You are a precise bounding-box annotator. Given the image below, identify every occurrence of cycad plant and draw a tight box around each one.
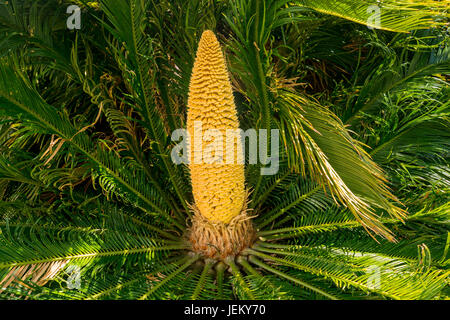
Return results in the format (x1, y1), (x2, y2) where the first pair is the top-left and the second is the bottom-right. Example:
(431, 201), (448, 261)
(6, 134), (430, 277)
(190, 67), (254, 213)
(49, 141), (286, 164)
(0, 0), (448, 300)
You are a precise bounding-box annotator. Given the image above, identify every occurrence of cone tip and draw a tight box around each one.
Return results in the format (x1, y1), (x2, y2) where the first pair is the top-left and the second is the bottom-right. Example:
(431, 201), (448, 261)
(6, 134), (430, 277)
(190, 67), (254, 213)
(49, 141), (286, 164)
(200, 30), (218, 43)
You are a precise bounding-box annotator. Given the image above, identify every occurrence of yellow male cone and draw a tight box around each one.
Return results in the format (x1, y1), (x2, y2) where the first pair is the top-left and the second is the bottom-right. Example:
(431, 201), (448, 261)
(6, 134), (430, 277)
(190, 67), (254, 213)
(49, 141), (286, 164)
(187, 30), (245, 224)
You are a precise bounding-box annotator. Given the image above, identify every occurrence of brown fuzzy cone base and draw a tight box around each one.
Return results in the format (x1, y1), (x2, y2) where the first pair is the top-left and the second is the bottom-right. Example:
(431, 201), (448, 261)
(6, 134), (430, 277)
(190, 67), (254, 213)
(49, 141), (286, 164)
(188, 204), (256, 260)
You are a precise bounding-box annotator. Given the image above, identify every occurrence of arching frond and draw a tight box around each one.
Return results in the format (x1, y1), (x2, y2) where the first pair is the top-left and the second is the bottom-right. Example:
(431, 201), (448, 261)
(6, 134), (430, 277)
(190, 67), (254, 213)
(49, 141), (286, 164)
(293, 0), (447, 33)
(247, 244), (450, 300)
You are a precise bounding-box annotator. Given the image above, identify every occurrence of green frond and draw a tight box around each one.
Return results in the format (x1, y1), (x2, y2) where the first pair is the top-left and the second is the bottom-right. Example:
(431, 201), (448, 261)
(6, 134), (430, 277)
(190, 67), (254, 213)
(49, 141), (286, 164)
(0, 60), (183, 229)
(0, 205), (188, 296)
(259, 202), (450, 241)
(248, 255), (339, 300)
(275, 90), (405, 240)
(248, 243), (449, 300)
(294, 0), (447, 33)
(98, 0), (190, 211)
(139, 255), (199, 300)
(228, 258), (257, 300)
(256, 180), (331, 229)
